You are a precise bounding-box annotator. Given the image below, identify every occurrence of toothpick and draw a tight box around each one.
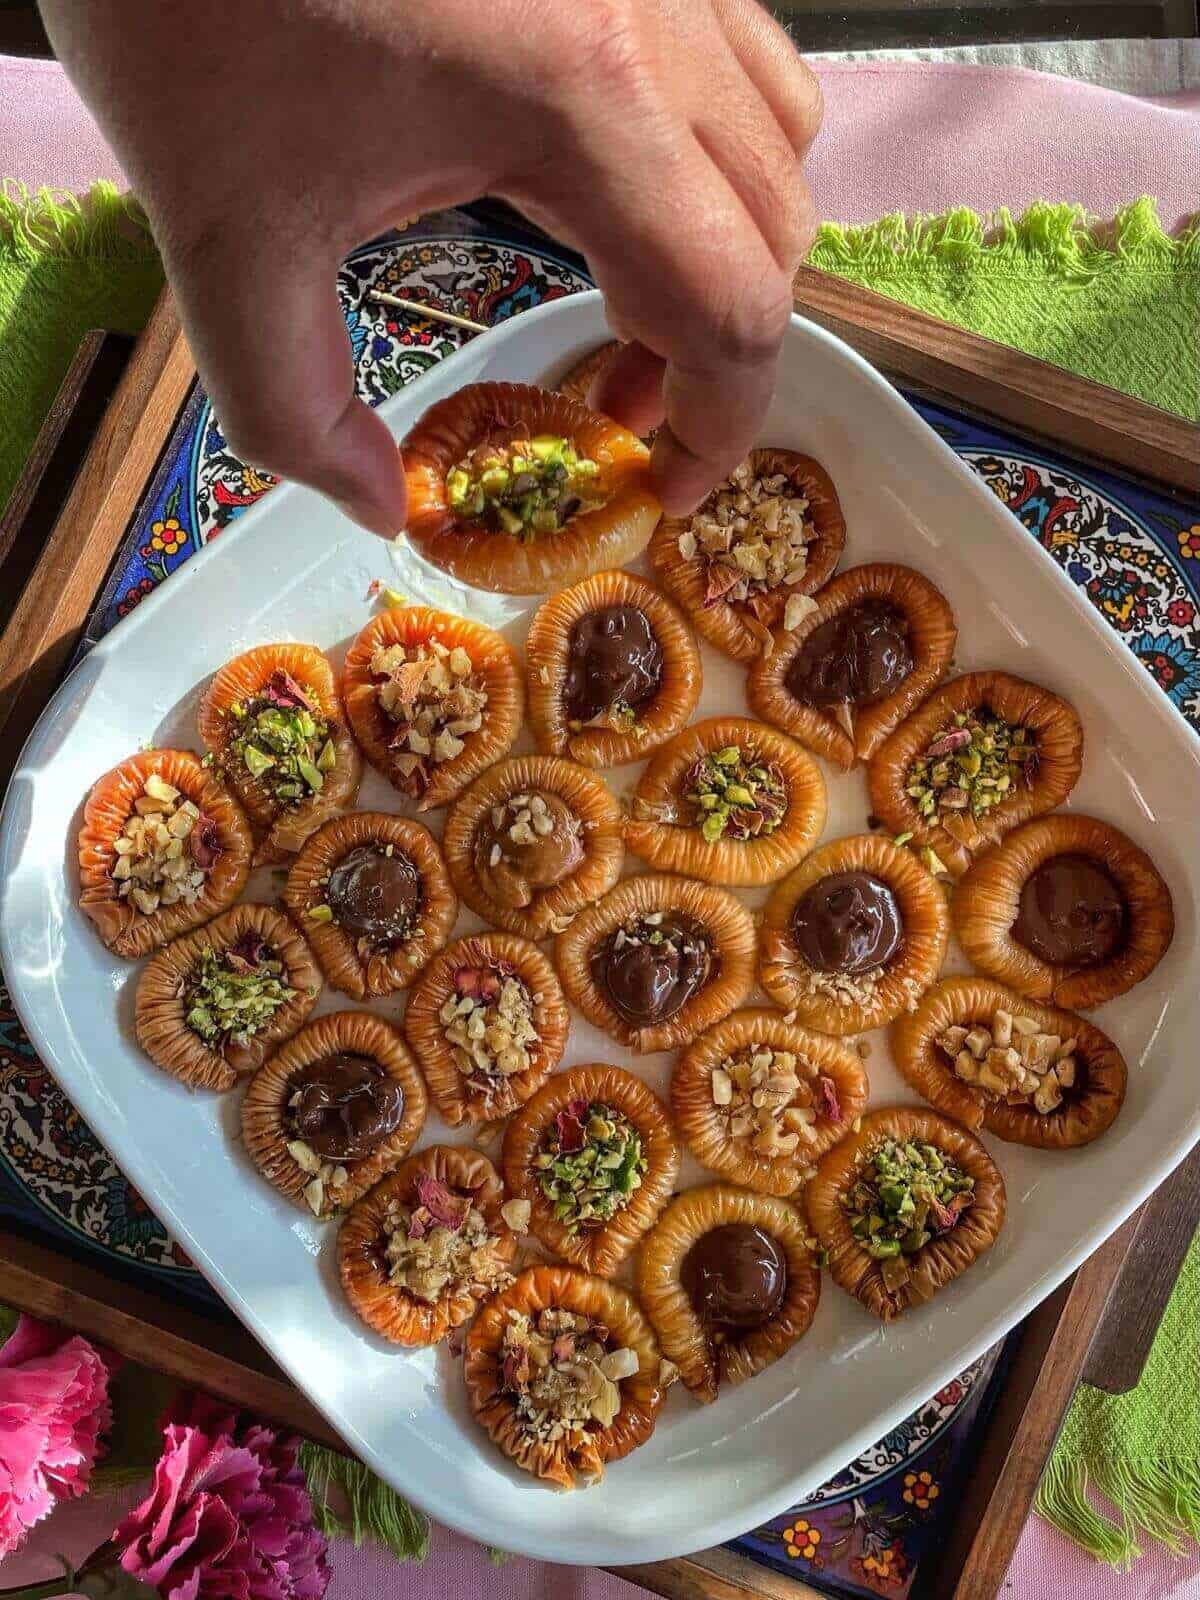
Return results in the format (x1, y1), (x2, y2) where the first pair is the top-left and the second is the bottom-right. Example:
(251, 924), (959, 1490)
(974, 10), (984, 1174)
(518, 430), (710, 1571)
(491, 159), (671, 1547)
(366, 289), (488, 334)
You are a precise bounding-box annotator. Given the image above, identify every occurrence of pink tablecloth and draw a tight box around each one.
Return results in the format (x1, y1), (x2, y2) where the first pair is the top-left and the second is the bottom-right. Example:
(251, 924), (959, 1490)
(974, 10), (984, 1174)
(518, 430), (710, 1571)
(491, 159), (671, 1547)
(2, 47), (1198, 1600)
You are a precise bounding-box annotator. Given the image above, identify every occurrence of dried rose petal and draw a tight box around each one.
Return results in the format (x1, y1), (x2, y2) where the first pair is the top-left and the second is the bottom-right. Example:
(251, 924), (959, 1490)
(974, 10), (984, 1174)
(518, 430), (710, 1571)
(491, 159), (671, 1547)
(928, 1191), (972, 1234)
(455, 966), (483, 998)
(405, 1205), (431, 1241)
(814, 1074), (843, 1124)
(551, 1334), (576, 1363)
(264, 668), (315, 712)
(415, 1174), (469, 1231)
(555, 1110), (585, 1153)
(225, 931), (269, 973)
(925, 728), (972, 758)
(189, 814), (221, 869)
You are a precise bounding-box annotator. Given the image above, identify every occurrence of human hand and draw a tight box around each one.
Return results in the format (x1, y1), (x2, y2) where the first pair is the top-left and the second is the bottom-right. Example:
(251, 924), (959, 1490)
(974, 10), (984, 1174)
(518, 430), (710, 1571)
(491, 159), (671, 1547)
(43, 0), (821, 534)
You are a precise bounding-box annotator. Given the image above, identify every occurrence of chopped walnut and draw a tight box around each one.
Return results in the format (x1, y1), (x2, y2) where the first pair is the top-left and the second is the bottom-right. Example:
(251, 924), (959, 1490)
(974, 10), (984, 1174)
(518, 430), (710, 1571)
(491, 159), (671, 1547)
(382, 1182), (512, 1303)
(111, 773), (214, 915)
(792, 961), (920, 1014)
(937, 1007), (1077, 1113)
(711, 1043), (843, 1158)
(499, 1307), (637, 1444)
(438, 966), (539, 1111)
(371, 638), (487, 796)
(679, 458), (815, 612)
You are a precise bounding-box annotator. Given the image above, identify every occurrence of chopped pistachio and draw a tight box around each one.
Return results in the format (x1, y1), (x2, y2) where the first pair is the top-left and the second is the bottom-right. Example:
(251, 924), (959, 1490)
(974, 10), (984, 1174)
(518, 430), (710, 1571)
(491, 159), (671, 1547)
(226, 694), (332, 808)
(534, 1100), (647, 1236)
(905, 709), (1038, 822)
(843, 1137), (974, 1270)
(446, 433), (607, 541)
(185, 944), (294, 1048)
(686, 745), (786, 843)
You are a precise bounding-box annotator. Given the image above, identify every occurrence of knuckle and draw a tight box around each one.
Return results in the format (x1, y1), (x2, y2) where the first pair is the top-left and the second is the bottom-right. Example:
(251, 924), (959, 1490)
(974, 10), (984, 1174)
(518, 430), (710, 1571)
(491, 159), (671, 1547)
(562, 0), (646, 94)
(706, 276), (792, 367)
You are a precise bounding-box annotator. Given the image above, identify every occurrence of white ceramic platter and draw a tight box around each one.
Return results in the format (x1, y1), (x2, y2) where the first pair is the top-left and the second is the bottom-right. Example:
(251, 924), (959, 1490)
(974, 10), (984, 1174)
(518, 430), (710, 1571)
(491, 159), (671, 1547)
(2, 293), (1197, 1565)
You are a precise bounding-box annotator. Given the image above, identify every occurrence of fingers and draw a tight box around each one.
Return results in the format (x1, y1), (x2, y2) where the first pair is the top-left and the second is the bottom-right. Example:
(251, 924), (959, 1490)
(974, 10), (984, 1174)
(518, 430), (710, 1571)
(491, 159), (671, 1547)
(711, 0), (823, 159)
(588, 341), (668, 437)
(163, 226), (406, 538)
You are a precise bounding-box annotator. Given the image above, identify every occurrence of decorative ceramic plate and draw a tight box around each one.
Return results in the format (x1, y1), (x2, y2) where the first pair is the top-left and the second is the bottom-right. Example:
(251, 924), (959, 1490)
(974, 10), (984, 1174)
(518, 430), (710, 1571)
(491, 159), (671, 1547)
(1, 293), (1197, 1564)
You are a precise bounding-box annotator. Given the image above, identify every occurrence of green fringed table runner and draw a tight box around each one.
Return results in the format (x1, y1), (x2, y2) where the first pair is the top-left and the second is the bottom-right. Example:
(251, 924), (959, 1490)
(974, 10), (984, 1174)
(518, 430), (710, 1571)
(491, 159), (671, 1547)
(2, 186), (1198, 1568)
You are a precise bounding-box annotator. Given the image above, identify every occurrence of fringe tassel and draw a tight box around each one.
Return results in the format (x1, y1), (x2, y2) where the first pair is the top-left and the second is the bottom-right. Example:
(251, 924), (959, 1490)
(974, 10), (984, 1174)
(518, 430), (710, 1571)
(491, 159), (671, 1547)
(1035, 1452), (1200, 1567)
(0, 180), (155, 263)
(299, 1442), (430, 1563)
(811, 198), (1200, 288)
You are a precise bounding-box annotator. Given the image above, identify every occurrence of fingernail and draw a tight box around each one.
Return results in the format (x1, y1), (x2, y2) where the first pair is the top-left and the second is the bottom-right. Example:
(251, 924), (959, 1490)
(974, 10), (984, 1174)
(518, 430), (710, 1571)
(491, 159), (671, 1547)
(333, 494), (403, 539)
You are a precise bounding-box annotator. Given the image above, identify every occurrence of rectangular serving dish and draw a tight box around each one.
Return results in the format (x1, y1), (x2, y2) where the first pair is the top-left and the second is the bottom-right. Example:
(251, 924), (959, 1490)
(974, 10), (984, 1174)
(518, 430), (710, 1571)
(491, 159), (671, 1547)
(1, 290), (1197, 1567)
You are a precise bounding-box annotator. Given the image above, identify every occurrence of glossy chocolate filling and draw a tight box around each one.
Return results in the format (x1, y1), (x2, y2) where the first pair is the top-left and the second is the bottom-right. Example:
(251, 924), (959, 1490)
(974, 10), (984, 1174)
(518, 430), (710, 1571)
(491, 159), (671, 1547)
(593, 913), (711, 1027)
(791, 871), (903, 975)
(682, 1223), (787, 1333)
(327, 845), (420, 945)
(785, 600), (912, 708)
(289, 1053), (403, 1161)
(1012, 852), (1127, 967)
(564, 605), (663, 725)
(474, 793), (584, 909)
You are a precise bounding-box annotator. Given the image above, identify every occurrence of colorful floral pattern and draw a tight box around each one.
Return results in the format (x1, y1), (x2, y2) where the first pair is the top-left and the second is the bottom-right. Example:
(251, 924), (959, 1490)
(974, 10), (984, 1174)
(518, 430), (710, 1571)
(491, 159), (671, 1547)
(3, 215), (1198, 1599)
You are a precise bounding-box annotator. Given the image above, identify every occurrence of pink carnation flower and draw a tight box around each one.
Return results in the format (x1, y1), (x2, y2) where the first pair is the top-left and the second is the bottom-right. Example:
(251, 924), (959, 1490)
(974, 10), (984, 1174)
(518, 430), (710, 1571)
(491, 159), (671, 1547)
(113, 1393), (330, 1600)
(0, 1314), (114, 1559)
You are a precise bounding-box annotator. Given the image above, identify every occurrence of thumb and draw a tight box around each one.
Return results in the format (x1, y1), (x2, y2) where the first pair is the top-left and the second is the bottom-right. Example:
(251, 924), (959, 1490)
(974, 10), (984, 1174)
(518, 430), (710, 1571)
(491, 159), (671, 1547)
(165, 228), (406, 537)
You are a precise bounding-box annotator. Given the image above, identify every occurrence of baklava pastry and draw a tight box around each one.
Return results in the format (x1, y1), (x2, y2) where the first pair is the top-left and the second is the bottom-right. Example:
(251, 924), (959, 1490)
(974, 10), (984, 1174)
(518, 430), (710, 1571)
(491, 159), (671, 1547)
(556, 342), (620, 407)
(464, 1265), (666, 1489)
(282, 812), (456, 999)
(648, 449), (845, 662)
(623, 716), (826, 886)
(338, 1145), (518, 1347)
(442, 754), (623, 940)
(760, 835), (949, 1035)
(242, 1010), (427, 1218)
(403, 931), (569, 1125)
(672, 1009), (869, 1195)
(891, 977), (1126, 1148)
(952, 815), (1173, 1008)
(525, 569), (702, 767)
(635, 1185), (820, 1403)
(867, 671), (1084, 877)
(747, 564), (957, 770)
(556, 874), (757, 1054)
(401, 382), (660, 594)
(806, 1107), (1006, 1322)
(135, 904), (319, 1091)
(78, 749), (252, 959)
(341, 606), (522, 808)
(198, 643), (361, 862)
(502, 1063), (680, 1276)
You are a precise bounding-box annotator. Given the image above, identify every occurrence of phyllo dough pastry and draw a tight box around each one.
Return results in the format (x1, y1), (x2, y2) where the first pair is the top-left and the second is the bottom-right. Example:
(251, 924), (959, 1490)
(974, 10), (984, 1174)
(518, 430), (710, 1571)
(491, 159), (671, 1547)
(636, 1184), (820, 1402)
(464, 1265), (668, 1488)
(525, 569), (701, 767)
(339, 1145), (518, 1347)
(78, 748), (252, 958)
(747, 563), (956, 770)
(502, 1063), (679, 1276)
(892, 976), (1126, 1147)
(282, 811), (456, 998)
(401, 382), (660, 593)
(952, 815), (1173, 1008)
(242, 1010), (426, 1217)
(198, 643), (360, 862)
(649, 449), (845, 661)
(806, 1107), (1005, 1322)
(403, 931), (569, 1126)
(623, 715), (826, 886)
(341, 605), (522, 808)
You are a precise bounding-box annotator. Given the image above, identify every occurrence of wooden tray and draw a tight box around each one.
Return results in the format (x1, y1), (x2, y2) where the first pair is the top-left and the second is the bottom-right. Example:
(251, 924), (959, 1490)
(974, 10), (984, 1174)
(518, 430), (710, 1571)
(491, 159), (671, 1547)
(1, 270), (1197, 1600)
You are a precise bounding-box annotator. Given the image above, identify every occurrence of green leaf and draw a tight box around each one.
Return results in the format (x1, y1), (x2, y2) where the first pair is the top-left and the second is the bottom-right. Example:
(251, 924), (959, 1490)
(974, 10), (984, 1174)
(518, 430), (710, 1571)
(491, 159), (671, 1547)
(164, 481), (182, 520)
